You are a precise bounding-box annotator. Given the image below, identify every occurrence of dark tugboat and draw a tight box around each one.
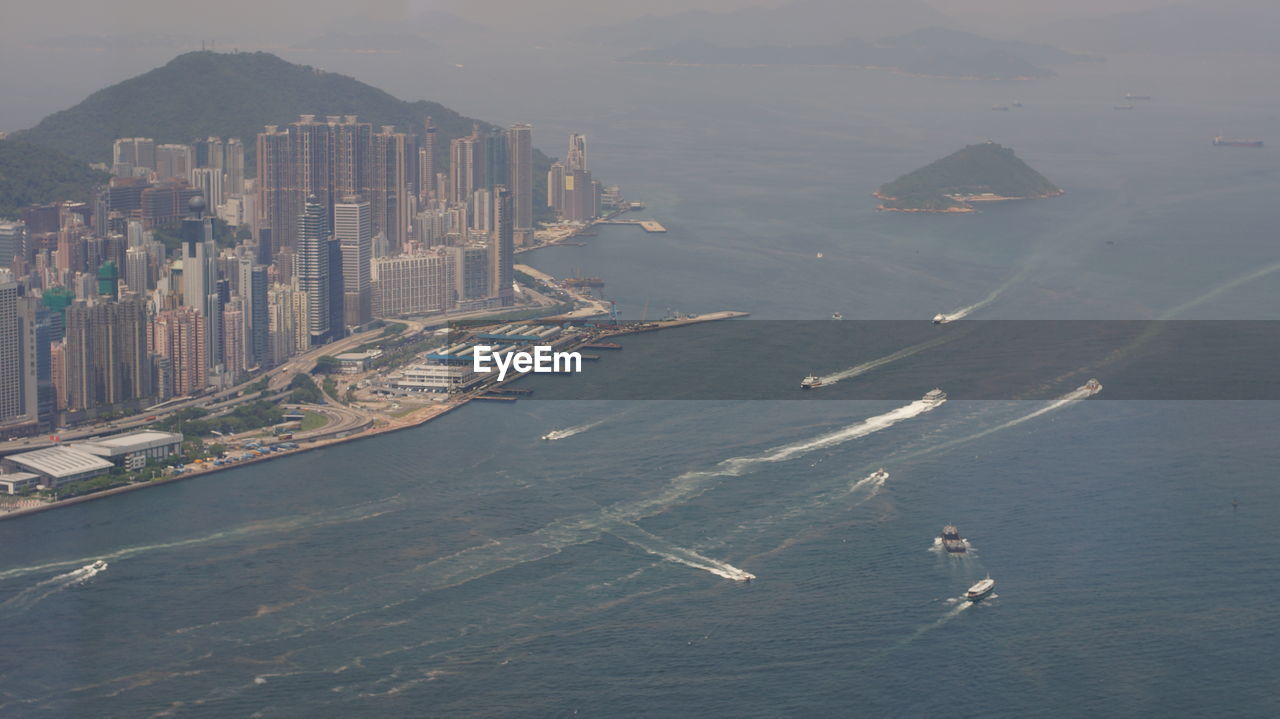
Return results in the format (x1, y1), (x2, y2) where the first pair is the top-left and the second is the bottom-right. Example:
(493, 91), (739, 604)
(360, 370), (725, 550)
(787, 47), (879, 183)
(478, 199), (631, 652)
(941, 525), (967, 554)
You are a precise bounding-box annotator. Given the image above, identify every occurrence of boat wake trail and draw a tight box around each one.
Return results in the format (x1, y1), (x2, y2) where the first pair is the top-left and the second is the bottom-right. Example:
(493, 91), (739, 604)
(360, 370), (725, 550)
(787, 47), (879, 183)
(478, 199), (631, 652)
(0, 561), (107, 612)
(935, 272), (1022, 323)
(542, 420), (605, 441)
(603, 521), (754, 582)
(817, 335), (952, 386)
(892, 382), (1099, 465)
(0, 496), (403, 583)
(1161, 259), (1280, 320)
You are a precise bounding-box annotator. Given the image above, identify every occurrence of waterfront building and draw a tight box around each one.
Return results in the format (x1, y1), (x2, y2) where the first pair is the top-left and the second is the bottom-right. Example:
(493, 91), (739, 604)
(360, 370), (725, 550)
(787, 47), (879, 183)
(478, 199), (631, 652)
(567, 133), (587, 172)
(547, 162), (565, 214)
(74, 430), (183, 471)
(1, 446), (112, 490)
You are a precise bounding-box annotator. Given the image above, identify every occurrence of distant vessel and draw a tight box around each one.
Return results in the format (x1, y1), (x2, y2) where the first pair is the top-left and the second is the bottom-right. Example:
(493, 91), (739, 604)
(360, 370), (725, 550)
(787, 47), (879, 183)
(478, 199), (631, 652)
(801, 375), (824, 389)
(870, 468), (889, 481)
(922, 388), (947, 404)
(941, 525), (967, 554)
(1213, 136), (1264, 148)
(541, 431), (556, 441)
(965, 576), (996, 601)
(628, 201), (646, 210)
(89, 560), (107, 571)
(1124, 93), (1152, 100)
(816, 252), (824, 259)
(831, 312), (843, 320)
(932, 313), (948, 325)
(1079, 378), (1102, 394)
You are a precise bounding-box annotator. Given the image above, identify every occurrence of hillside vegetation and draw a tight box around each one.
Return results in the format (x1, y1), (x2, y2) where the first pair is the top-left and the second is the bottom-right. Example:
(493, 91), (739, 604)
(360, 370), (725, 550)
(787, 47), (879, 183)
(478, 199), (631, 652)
(877, 143), (1060, 211)
(12, 51), (552, 213)
(0, 140), (109, 218)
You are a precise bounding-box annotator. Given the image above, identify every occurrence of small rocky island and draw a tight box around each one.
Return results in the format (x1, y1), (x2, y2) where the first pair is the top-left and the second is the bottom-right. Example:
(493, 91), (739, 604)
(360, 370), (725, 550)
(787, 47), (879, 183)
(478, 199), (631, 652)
(876, 142), (1062, 213)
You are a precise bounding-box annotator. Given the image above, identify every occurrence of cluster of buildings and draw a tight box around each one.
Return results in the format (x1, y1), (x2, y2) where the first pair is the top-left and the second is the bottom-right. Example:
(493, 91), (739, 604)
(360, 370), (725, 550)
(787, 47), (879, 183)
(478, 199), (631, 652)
(0, 121), (613, 437)
(0, 429), (183, 494)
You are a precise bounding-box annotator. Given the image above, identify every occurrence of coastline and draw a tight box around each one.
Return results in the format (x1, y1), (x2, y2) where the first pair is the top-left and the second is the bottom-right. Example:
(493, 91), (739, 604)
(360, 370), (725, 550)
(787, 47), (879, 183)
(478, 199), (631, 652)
(873, 189), (1064, 213)
(0, 309), (748, 522)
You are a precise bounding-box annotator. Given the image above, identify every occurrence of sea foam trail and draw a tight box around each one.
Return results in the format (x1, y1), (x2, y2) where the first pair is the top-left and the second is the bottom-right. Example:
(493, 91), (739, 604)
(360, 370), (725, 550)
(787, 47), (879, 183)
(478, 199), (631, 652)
(0, 561), (107, 611)
(0, 496), (402, 583)
(817, 335), (953, 386)
(1161, 259), (1280, 320)
(935, 271), (1022, 323)
(542, 419), (605, 441)
(603, 521), (755, 581)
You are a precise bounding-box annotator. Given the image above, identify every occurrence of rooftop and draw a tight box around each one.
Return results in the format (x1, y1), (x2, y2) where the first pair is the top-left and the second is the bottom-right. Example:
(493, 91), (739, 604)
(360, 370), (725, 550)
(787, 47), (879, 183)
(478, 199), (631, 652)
(7, 447), (113, 478)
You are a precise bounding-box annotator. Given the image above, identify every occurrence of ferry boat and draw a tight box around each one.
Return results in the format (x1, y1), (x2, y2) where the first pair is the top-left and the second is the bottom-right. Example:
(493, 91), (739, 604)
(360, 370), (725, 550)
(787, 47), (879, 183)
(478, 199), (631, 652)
(965, 576), (996, 601)
(932, 313), (949, 325)
(1080, 378), (1102, 393)
(801, 375), (824, 389)
(941, 525), (967, 553)
(922, 388), (947, 404)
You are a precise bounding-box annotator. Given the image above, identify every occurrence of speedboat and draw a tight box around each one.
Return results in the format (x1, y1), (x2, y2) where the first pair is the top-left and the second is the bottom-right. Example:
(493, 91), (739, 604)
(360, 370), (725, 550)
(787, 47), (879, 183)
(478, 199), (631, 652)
(871, 468), (889, 481)
(932, 313), (948, 325)
(831, 312), (843, 320)
(801, 375), (824, 389)
(541, 432), (556, 441)
(89, 560), (107, 572)
(965, 576), (996, 601)
(922, 388), (947, 404)
(1080, 378), (1102, 393)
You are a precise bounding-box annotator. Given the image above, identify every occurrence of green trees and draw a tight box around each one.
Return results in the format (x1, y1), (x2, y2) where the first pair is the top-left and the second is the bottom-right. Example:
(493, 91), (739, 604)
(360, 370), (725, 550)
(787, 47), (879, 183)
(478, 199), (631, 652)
(0, 140), (109, 217)
(878, 143), (1060, 211)
(288, 373), (323, 404)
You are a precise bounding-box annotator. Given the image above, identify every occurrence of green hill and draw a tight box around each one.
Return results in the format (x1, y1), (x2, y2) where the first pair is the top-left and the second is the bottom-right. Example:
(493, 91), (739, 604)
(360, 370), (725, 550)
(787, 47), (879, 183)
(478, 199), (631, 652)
(0, 140), (110, 218)
(12, 51), (551, 213)
(877, 143), (1061, 212)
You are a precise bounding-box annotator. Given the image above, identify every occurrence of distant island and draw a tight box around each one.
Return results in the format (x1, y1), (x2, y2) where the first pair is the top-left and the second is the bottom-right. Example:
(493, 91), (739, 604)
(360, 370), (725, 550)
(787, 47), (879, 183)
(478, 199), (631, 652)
(876, 143), (1062, 213)
(620, 27), (1094, 81)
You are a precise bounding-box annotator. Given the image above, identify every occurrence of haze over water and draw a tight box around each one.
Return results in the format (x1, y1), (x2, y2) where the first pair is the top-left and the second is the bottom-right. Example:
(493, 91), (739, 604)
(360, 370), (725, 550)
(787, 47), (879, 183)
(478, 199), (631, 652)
(2, 44), (1279, 717)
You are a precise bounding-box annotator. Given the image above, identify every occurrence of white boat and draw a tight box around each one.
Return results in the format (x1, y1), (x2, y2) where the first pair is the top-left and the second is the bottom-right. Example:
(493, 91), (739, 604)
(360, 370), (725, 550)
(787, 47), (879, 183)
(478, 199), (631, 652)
(831, 312), (843, 320)
(801, 375), (824, 389)
(870, 468), (889, 481)
(965, 576), (996, 601)
(922, 388), (947, 404)
(541, 432), (556, 441)
(89, 560), (107, 572)
(1080, 378), (1102, 393)
(932, 313), (949, 325)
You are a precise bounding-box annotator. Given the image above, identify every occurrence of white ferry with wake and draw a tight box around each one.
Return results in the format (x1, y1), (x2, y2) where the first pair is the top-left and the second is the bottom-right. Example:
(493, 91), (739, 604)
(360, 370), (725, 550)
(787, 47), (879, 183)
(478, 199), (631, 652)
(801, 374), (824, 389)
(965, 576), (996, 601)
(922, 388), (946, 405)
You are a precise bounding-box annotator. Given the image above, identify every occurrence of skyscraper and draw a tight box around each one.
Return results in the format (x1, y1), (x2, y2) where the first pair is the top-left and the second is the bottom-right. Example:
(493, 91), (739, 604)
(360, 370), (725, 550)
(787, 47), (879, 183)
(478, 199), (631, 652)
(490, 186), (515, 307)
(449, 132), (479, 204)
(112, 138), (155, 177)
(181, 198), (220, 372)
(508, 124), (534, 233)
(567, 133), (588, 172)
(335, 199), (372, 327)
(484, 127), (509, 193)
(296, 196), (331, 344)
(152, 307), (206, 397)
(418, 117), (437, 203)
(547, 161), (566, 215)
(0, 278), (21, 424)
(155, 144), (194, 181)
(63, 298), (151, 411)
(238, 258), (268, 369)
(370, 126), (412, 251)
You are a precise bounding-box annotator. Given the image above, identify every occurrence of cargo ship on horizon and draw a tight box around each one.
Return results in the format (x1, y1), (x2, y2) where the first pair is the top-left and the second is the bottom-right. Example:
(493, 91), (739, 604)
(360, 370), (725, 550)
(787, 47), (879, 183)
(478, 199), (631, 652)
(1213, 136), (1264, 148)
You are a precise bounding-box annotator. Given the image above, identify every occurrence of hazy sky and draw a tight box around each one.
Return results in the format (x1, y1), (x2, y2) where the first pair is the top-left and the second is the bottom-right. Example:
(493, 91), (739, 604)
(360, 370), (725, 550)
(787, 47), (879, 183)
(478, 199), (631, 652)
(0, 0), (1185, 41)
